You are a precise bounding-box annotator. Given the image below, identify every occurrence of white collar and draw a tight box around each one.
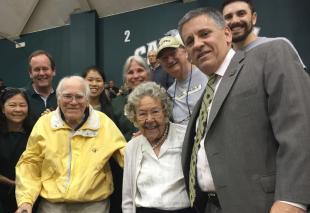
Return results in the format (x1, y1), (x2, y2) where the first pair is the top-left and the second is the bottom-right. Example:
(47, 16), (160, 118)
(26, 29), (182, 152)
(215, 48), (235, 77)
(50, 106), (100, 133)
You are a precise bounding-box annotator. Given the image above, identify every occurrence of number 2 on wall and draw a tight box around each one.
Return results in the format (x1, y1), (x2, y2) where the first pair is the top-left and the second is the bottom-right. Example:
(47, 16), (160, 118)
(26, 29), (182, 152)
(124, 30), (131, 42)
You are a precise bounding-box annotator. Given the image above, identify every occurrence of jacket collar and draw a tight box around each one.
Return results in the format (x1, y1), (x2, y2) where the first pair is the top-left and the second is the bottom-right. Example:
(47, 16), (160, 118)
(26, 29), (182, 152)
(50, 105), (100, 137)
(207, 50), (246, 130)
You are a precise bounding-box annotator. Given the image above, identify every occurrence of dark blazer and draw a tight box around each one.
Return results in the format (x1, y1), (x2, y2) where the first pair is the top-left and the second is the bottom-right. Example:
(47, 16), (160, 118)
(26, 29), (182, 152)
(182, 40), (310, 213)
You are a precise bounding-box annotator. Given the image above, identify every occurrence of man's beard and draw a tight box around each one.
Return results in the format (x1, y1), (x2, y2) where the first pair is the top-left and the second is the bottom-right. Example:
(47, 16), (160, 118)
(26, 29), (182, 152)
(231, 21), (253, 43)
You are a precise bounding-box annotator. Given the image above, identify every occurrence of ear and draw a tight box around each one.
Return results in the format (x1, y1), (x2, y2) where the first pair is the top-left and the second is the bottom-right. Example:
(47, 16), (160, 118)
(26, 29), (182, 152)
(252, 12), (257, 26)
(187, 52), (192, 63)
(2, 106), (5, 114)
(224, 26), (232, 44)
(181, 48), (191, 62)
(29, 70), (33, 79)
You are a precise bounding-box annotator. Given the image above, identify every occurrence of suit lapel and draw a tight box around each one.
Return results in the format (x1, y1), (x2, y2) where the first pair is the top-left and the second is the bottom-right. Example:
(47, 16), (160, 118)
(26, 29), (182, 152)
(206, 51), (246, 131)
(182, 51), (245, 184)
(182, 93), (203, 179)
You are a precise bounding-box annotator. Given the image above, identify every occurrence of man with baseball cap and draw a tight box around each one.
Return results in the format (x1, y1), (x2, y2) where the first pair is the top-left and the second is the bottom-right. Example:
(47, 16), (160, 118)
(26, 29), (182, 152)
(157, 35), (207, 125)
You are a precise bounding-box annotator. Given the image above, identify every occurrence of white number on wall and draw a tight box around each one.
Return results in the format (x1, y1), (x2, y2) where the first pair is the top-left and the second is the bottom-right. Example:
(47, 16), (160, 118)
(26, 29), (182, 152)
(124, 30), (131, 42)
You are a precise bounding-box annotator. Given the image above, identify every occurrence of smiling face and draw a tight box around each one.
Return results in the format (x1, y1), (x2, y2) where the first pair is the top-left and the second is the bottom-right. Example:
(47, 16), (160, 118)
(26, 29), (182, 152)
(147, 50), (158, 66)
(84, 70), (104, 98)
(58, 78), (89, 128)
(158, 47), (189, 80)
(136, 96), (167, 144)
(29, 54), (55, 90)
(181, 14), (232, 75)
(2, 94), (28, 128)
(222, 1), (256, 43)
(125, 60), (149, 89)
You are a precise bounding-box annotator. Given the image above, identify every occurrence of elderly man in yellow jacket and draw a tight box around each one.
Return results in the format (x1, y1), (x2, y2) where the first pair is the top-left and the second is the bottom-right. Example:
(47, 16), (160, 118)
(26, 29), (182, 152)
(15, 75), (126, 213)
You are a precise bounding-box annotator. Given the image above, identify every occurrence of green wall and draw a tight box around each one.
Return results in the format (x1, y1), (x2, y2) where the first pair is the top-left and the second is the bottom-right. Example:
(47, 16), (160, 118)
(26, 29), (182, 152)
(98, 1), (206, 86)
(0, 0), (308, 88)
(0, 26), (70, 87)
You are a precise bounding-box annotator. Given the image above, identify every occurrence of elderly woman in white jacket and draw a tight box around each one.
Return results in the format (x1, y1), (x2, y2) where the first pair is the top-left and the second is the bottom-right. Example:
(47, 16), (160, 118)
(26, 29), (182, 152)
(122, 82), (194, 213)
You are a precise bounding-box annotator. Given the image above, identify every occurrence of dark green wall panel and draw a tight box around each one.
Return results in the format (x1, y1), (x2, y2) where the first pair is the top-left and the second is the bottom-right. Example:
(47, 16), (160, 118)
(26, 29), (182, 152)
(0, 0), (309, 88)
(70, 10), (98, 75)
(0, 26), (70, 87)
(98, 1), (206, 86)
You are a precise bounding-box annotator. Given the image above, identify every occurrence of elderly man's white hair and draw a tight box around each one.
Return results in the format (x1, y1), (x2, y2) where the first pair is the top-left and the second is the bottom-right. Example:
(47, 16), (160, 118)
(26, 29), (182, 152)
(56, 75), (90, 100)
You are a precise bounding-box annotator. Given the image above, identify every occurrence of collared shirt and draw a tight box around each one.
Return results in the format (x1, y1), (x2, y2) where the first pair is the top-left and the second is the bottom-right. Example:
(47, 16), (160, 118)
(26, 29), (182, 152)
(24, 83), (57, 121)
(134, 123), (190, 210)
(196, 48), (235, 191)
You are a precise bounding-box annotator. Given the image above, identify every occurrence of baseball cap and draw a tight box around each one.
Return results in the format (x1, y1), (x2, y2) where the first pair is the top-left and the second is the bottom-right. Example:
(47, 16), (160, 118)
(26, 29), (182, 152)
(156, 35), (184, 59)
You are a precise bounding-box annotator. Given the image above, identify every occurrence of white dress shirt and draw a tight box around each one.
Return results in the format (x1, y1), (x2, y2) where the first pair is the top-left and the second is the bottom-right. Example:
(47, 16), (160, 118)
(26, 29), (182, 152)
(128, 123), (190, 210)
(122, 123), (190, 213)
(196, 48), (235, 191)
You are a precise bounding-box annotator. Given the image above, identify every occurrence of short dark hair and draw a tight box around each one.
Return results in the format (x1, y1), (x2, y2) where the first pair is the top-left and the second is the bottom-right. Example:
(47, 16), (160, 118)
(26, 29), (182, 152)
(28, 50), (56, 71)
(178, 7), (226, 36)
(221, 0), (255, 13)
(81, 66), (113, 116)
(0, 88), (34, 135)
(82, 66), (106, 82)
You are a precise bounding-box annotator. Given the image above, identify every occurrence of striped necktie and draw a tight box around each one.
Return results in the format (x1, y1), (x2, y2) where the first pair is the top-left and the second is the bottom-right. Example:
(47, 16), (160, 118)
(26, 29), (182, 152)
(189, 74), (218, 206)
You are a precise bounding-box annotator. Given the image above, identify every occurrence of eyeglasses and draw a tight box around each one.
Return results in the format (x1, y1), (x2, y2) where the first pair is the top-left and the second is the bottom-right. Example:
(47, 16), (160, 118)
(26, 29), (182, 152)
(136, 108), (163, 121)
(61, 93), (85, 102)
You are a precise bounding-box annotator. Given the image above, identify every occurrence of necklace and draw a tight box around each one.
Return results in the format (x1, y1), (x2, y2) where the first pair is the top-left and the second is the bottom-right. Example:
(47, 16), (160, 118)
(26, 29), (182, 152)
(151, 123), (170, 150)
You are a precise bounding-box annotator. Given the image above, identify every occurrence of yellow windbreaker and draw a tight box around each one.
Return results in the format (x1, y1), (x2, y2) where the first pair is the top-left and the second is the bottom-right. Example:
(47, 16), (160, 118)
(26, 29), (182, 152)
(15, 107), (126, 206)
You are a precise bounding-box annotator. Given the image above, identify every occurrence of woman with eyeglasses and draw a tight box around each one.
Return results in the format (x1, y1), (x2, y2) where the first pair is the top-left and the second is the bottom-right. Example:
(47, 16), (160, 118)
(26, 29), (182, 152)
(0, 88), (34, 213)
(122, 82), (194, 213)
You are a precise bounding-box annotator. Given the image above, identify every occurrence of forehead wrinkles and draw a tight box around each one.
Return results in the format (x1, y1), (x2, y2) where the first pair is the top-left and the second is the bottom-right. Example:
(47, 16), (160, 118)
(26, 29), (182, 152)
(182, 15), (215, 34)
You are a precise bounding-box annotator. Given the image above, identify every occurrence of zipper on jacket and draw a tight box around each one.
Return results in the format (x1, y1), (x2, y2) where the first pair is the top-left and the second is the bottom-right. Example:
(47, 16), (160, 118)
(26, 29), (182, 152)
(65, 131), (73, 190)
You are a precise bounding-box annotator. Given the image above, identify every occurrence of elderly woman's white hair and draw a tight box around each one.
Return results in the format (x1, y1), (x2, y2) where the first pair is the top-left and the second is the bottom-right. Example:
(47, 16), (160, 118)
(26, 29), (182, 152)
(122, 55), (150, 83)
(124, 82), (172, 127)
(56, 75), (90, 100)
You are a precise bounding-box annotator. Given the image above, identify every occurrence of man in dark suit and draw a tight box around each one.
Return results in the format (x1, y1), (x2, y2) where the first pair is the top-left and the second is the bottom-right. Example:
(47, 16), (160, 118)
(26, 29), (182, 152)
(178, 7), (310, 213)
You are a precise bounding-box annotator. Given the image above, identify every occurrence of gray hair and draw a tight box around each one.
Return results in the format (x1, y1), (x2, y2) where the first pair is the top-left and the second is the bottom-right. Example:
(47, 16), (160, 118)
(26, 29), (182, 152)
(56, 75), (90, 100)
(122, 55), (150, 83)
(124, 82), (172, 127)
(178, 7), (226, 36)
